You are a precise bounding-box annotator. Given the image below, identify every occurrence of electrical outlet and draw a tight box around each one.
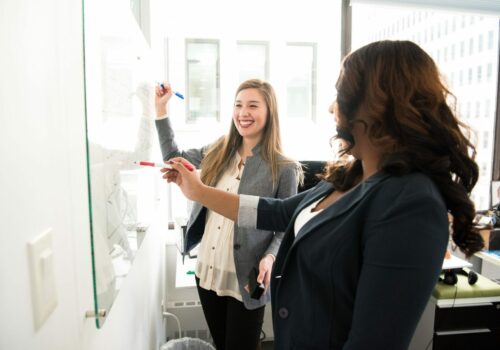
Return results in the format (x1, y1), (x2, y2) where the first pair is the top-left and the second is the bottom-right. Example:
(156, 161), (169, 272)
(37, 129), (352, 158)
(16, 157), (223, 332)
(27, 228), (58, 330)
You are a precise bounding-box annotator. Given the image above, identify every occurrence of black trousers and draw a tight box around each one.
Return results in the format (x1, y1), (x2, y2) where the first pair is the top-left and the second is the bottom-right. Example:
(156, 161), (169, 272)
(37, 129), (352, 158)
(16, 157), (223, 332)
(196, 277), (265, 350)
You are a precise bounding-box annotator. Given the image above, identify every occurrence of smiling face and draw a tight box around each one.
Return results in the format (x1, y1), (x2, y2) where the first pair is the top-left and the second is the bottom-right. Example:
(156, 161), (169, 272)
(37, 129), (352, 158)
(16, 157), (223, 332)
(232, 88), (268, 142)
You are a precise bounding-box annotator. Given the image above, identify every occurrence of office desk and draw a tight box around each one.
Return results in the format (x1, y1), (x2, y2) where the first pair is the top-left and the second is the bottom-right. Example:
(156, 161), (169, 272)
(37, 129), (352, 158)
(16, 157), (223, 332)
(471, 250), (500, 285)
(409, 272), (500, 350)
(474, 251), (500, 268)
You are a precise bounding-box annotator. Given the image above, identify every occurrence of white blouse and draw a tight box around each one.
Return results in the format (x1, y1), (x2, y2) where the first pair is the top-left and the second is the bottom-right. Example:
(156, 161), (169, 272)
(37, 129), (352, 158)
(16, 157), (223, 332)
(293, 196), (325, 236)
(195, 153), (244, 301)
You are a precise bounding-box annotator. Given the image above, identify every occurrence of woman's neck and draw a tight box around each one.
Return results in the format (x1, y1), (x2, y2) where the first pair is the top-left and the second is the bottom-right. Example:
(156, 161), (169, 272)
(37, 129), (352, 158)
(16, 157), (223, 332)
(360, 156), (381, 181)
(239, 137), (260, 160)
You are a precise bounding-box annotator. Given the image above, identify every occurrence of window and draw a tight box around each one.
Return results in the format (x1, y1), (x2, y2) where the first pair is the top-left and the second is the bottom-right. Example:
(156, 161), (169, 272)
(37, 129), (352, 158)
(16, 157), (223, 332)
(185, 40), (220, 122)
(237, 41), (269, 82)
(285, 43), (317, 120)
(351, 4), (499, 209)
(483, 131), (489, 149)
(487, 63), (493, 80)
(159, 1), (341, 162)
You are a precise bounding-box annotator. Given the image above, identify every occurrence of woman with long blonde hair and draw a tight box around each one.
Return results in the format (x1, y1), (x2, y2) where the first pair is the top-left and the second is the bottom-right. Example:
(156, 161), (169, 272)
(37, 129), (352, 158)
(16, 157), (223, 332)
(155, 79), (300, 350)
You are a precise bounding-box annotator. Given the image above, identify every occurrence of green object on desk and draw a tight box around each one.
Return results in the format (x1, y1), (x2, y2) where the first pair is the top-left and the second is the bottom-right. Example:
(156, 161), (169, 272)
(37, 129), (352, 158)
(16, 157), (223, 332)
(433, 269), (500, 299)
(186, 270), (195, 275)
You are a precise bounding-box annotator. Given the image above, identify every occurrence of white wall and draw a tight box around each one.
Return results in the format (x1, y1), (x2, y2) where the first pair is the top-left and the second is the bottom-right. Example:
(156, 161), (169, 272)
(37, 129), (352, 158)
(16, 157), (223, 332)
(0, 0), (165, 349)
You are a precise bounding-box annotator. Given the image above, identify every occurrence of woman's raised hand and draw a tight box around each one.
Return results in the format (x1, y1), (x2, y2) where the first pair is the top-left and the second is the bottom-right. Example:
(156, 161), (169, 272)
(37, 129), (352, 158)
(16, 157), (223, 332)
(155, 81), (173, 117)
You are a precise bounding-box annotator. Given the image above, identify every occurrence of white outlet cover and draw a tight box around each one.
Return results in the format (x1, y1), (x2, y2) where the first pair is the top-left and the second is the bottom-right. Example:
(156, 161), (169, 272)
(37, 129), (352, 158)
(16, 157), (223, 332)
(27, 228), (58, 330)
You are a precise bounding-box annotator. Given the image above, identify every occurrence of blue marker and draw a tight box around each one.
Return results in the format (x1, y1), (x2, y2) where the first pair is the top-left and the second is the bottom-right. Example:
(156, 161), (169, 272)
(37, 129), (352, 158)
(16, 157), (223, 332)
(158, 82), (184, 100)
(173, 91), (184, 99)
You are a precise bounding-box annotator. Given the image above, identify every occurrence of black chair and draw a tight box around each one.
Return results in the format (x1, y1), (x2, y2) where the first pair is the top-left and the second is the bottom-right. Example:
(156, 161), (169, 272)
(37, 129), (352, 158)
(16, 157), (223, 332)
(489, 228), (500, 250)
(298, 161), (327, 193)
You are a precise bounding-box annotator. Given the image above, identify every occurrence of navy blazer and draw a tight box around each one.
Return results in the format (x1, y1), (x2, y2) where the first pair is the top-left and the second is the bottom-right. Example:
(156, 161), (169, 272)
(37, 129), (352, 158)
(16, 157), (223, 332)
(249, 172), (449, 349)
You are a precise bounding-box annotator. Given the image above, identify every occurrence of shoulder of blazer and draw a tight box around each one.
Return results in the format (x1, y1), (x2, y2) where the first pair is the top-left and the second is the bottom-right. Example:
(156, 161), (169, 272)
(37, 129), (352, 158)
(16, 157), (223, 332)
(371, 172), (445, 205)
(310, 180), (334, 195)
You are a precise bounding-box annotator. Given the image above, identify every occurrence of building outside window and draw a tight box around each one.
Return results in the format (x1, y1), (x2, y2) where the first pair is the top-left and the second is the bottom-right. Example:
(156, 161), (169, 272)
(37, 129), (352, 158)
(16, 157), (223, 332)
(351, 4), (499, 209)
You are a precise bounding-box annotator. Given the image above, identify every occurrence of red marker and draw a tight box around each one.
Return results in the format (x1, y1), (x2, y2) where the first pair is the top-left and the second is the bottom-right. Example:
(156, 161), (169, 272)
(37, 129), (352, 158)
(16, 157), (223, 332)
(134, 161), (194, 171)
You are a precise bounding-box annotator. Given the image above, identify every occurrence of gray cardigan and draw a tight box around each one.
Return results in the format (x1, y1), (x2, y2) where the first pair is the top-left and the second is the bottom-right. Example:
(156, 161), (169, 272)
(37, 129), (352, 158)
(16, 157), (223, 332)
(155, 117), (298, 309)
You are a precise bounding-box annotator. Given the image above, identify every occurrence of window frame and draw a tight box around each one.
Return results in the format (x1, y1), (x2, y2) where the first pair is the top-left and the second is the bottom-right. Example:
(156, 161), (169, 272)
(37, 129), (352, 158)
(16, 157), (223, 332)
(285, 41), (318, 121)
(185, 38), (220, 123)
(236, 40), (270, 82)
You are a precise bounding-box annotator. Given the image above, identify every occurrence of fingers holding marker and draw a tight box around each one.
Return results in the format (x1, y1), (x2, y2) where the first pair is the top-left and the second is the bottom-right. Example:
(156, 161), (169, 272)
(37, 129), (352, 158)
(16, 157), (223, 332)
(156, 81), (184, 100)
(163, 171), (178, 183)
(168, 157), (195, 172)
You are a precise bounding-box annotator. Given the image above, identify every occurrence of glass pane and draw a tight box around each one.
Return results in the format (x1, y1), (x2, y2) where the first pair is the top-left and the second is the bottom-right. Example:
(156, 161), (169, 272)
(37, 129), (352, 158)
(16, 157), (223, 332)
(83, 0), (158, 327)
(237, 42), (268, 82)
(351, 5), (499, 209)
(186, 40), (219, 122)
(156, 0), (341, 161)
(286, 44), (316, 119)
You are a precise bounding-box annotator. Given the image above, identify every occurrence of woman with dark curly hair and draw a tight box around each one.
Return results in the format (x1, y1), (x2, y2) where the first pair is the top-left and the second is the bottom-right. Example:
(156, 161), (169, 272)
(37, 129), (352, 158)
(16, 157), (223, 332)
(161, 40), (483, 349)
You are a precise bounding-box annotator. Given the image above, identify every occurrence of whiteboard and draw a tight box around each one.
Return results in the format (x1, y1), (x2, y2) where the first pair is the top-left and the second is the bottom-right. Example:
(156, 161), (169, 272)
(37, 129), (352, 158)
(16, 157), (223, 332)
(83, 0), (158, 327)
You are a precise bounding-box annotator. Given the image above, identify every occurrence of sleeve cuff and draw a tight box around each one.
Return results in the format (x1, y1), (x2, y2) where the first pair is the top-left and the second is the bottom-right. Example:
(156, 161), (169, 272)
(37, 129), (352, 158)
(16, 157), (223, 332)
(265, 253), (276, 262)
(156, 113), (168, 120)
(238, 194), (259, 229)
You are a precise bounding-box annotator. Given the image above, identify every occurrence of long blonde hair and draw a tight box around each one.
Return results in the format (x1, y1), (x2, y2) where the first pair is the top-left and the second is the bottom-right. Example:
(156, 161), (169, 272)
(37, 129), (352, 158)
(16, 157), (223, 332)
(200, 79), (295, 188)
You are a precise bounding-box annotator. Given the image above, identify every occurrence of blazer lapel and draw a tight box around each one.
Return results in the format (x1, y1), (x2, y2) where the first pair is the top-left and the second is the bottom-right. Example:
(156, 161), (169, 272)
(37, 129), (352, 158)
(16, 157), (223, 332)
(272, 182), (334, 274)
(293, 172), (390, 244)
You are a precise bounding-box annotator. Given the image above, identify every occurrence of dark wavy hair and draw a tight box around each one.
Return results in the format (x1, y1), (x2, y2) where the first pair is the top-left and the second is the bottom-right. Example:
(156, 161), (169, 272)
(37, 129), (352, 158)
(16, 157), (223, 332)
(322, 40), (483, 257)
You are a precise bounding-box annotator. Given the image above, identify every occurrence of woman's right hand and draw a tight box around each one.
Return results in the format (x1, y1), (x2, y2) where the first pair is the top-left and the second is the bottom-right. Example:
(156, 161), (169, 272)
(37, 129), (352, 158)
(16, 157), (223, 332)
(155, 81), (173, 117)
(163, 157), (240, 222)
(161, 157), (204, 202)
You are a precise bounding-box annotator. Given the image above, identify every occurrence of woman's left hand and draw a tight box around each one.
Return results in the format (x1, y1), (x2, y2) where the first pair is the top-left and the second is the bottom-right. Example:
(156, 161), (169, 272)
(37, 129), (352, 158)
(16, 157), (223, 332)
(257, 254), (275, 292)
